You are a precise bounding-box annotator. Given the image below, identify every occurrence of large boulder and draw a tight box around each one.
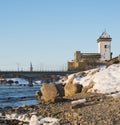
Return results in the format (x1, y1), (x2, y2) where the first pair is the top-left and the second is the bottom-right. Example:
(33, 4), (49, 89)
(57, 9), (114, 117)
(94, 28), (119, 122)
(7, 80), (14, 85)
(40, 83), (59, 102)
(64, 77), (83, 96)
(82, 81), (95, 93)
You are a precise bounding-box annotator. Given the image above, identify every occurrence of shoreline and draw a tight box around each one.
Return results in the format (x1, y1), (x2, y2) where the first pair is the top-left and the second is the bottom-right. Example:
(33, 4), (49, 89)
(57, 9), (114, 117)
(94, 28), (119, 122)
(0, 92), (120, 125)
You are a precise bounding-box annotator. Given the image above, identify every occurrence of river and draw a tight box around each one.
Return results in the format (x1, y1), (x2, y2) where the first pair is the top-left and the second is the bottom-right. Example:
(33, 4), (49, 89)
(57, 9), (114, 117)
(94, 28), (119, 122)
(0, 85), (40, 108)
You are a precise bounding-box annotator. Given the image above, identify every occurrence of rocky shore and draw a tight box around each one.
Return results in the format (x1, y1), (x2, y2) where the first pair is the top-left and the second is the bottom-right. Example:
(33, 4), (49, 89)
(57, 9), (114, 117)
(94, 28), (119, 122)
(0, 64), (120, 125)
(0, 92), (120, 125)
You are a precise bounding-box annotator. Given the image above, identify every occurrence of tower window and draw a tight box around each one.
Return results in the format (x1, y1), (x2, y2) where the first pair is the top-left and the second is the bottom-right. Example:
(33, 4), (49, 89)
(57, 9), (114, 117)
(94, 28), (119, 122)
(105, 45), (109, 48)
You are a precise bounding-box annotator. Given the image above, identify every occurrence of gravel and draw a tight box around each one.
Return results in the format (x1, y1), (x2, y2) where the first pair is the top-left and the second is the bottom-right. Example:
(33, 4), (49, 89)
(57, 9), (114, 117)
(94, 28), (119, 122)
(0, 92), (120, 125)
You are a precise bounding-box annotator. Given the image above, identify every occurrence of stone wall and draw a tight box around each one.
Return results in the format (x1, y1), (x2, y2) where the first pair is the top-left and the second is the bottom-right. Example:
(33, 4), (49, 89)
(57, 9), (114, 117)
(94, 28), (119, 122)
(68, 52), (103, 71)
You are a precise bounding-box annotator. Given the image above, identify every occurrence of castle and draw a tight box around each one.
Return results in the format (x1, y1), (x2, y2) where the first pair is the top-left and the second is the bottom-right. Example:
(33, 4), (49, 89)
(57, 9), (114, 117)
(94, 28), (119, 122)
(68, 32), (112, 71)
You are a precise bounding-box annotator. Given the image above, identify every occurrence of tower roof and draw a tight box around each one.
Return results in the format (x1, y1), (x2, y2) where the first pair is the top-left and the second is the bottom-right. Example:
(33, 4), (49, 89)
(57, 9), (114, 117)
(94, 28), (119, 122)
(97, 31), (112, 42)
(99, 31), (111, 38)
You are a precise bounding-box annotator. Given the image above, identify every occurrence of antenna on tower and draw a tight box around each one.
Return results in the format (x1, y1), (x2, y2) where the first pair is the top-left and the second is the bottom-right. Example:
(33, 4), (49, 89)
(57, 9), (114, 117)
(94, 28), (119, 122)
(104, 28), (106, 32)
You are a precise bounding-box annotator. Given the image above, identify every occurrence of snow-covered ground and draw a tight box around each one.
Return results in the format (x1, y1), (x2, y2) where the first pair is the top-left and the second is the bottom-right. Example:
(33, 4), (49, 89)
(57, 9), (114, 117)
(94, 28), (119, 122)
(0, 112), (60, 125)
(64, 64), (120, 97)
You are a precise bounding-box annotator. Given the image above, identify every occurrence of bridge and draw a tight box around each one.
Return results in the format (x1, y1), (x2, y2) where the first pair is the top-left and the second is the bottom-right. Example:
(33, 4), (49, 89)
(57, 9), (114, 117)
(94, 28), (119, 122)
(0, 70), (77, 85)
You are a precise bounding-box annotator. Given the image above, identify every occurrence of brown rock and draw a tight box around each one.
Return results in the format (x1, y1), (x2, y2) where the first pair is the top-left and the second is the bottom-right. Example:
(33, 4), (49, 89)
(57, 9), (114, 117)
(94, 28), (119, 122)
(41, 83), (59, 102)
(82, 81), (95, 93)
(89, 69), (100, 75)
(78, 72), (86, 77)
(35, 90), (42, 100)
(64, 77), (83, 96)
(118, 55), (120, 62)
(62, 75), (68, 81)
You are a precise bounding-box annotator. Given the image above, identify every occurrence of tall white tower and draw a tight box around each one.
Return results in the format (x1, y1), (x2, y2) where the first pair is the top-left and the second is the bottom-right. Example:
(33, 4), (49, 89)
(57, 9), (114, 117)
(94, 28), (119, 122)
(97, 32), (112, 61)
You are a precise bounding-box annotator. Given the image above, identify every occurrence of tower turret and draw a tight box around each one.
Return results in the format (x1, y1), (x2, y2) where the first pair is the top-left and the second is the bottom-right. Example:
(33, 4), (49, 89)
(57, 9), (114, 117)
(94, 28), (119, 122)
(97, 32), (112, 61)
(74, 51), (81, 62)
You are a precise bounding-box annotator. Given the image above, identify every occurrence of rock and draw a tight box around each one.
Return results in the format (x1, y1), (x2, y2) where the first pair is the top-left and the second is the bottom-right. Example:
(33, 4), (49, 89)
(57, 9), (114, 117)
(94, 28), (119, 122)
(82, 81), (95, 93)
(18, 121), (24, 125)
(62, 75), (68, 81)
(78, 72), (86, 77)
(55, 84), (65, 97)
(64, 77), (83, 96)
(71, 99), (86, 109)
(29, 115), (39, 125)
(7, 80), (14, 85)
(35, 90), (42, 100)
(39, 117), (60, 125)
(0, 92), (120, 125)
(107, 55), (120, 67)
(89, 69), (100, 75)
(41, 83), (59, 102)
(118, 55), (120, 62)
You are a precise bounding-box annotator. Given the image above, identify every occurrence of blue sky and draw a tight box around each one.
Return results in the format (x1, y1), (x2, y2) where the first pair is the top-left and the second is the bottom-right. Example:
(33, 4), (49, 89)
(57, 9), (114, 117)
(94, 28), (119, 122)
(0, 0), (120, 71)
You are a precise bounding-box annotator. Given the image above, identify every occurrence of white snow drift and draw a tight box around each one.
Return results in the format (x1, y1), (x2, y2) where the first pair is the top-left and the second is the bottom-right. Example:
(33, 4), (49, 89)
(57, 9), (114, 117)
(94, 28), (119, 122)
(65, 64), (120, 97)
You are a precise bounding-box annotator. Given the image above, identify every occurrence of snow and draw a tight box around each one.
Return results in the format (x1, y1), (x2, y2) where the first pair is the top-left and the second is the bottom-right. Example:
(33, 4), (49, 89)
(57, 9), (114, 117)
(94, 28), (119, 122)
(1, 113), (60, 125)
(33, 80), (42, 86)
(29, 115), (40, 125)
(92, 64), (120, 94)
(71, 99), (86, 104)
(39, 117), (60, 125)
(64, 64), (120, 97)
(6, 78), (29, 85)
(5, 78), (42, 86)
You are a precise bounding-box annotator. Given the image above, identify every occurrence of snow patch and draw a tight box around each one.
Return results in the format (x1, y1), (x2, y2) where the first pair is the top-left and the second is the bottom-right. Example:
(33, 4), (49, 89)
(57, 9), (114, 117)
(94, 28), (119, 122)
(63, 64), (120, 98)
(71, 99), (86, 104)
(1, 113), (60, 125)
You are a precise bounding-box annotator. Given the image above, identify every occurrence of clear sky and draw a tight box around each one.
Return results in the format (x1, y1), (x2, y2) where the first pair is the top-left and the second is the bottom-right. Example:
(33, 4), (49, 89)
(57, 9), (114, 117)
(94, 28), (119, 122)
(0, 0), (120, 71)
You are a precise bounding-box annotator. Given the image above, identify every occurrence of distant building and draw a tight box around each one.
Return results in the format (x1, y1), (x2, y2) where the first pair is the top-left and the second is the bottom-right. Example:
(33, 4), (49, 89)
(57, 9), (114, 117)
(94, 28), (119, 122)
(68, 32), (112, 71)
(30, 62), (33, 72)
